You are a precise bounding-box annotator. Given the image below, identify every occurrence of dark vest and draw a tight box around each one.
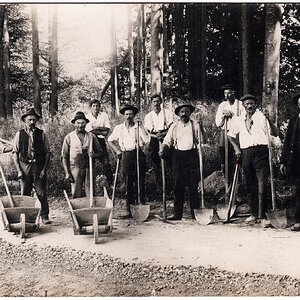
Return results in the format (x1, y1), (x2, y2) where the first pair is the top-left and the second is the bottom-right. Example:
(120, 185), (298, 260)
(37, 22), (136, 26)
(19, 128), (46, 164)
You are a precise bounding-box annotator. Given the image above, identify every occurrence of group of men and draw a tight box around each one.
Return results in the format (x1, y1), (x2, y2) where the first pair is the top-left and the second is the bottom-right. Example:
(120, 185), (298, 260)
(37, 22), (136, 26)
(1, 87), (300, 230)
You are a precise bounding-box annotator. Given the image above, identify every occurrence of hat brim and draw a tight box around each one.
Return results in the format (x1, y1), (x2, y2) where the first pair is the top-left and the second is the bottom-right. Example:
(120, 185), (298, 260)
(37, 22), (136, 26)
(293, 94), (300, 106)
(21, 113), (41, 122)
(71, 118), (90, 124)
(119, 106), (138, 115)
(175, 104), (195, 116)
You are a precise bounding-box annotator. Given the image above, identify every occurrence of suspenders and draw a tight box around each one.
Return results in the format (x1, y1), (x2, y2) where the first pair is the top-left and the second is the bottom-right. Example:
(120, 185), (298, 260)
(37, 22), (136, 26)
(173, 120), (198, 150)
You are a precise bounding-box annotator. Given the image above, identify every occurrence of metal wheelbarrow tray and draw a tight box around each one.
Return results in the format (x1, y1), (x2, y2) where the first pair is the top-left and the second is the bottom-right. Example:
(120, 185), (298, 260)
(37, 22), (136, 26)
(0, 195), (41, 239)
(64, 191), (113, 244)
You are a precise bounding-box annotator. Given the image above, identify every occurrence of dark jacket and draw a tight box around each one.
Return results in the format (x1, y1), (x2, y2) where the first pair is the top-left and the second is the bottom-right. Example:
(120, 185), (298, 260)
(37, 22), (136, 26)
(280, 114), (300, 175)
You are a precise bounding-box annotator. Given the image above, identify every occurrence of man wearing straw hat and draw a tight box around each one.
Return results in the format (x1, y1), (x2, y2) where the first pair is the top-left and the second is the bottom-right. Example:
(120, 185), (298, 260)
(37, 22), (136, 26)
(61, 111), (103, 199)
(12, 108), (51, 224)
(159, 103), (206, 221)
(280, 93), (300, 231)
(144, 94), (173, 193)
(215, 84), (245, 190)
(108, 104), (150, 218)
(227, 94), (278, 228)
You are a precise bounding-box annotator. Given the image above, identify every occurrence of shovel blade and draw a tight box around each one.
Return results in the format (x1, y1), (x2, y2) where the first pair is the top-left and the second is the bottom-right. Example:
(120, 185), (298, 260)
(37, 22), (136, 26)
(130, 204), (150, 223)
(194, 208), (216, 225)
(216, 204), (236, 220)
(266, 209), (288, 229)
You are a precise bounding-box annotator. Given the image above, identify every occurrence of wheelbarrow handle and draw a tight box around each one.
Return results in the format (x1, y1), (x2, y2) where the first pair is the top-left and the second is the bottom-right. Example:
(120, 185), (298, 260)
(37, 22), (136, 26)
(0, 161), (14, 207)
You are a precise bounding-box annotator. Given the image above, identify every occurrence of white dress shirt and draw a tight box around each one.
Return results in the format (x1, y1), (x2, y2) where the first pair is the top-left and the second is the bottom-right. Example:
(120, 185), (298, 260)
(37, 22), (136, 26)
(227, 110), (271, 149)
(163, 120), (199, 151)
(85, 112), (110, 138)
(215, 99), (245, 130)
(108, 123), (150, 151)
(144, 109), (173, 132)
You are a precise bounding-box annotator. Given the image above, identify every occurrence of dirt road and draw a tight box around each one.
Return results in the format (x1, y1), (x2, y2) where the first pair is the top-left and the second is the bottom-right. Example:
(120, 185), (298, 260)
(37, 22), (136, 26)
(1, 198), (300, 296)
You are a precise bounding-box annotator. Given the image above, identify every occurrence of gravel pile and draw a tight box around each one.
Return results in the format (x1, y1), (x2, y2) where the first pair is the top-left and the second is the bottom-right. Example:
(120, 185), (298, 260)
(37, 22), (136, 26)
(1, 237), (300, 296)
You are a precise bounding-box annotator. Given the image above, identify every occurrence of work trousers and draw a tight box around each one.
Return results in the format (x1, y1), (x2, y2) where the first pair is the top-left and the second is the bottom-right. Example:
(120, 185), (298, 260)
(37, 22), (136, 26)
(97, 138), (113, 185)
(292, 151), (300, 222)
(19, 161), (49, 217)
(148, 137), (172, 188)
(242, 145), (269, 219)
(172, 149), (200, 219)
(70, 165), (95, 199)
(122, 149), (146, 212)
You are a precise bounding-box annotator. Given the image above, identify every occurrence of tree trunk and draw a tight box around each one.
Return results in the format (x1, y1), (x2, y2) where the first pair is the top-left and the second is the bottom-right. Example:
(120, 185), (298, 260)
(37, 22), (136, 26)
(31, 5), (42, 115)
(141, 4), (148, 105)
(136, 4), (142, 108)
(0, 8), (6, 120)
(150, 4), (163, 97)
(241, 4), (249, 95)
(49, 5), (58, 116)
(127, 5), (135, 100)
(110, 6), (119, 115)
(3, 10), (11, 117)
(262, 4), (283, 124)
(200, 3), (207, 101)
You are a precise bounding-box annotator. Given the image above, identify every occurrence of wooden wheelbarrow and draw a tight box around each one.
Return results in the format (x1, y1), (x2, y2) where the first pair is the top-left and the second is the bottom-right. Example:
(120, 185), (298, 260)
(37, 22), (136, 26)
(63, 141), (113, 244)
(0, 162), (40, 240)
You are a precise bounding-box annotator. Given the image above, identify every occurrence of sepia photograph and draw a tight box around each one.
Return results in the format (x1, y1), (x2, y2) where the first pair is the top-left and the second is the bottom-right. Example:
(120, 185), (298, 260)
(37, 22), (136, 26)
(0, 1), (300, 297)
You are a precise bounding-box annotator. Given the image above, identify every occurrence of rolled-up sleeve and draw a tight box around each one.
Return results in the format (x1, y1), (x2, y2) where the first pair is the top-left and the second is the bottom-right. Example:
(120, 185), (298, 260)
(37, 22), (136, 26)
(215, 102), (225, 127)
(12, 131), (20, 154)
(107, 126), (119, 143)
(61, 135), (70, 158)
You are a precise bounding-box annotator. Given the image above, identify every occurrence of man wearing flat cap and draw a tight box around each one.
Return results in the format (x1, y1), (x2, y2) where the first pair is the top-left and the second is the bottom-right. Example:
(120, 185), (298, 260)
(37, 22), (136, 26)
(280, 93), (300, 231)
(12, 108), (51, 224)
(215, 84), (245, 192)
(61, 111), (103, 198)
(108, 104), (150, 218)
(159, 103), (206, 220)
(227, 94), (278, 228)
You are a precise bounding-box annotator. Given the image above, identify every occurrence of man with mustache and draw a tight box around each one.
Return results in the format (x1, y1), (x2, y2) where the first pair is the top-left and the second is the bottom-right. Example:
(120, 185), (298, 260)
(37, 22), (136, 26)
(108, 105), (150, 218)
(159, 103), (206, 221)
(12, 108), (51, 224)
(227, 95), (278, 228)
(144, 94), (173, 192)
(215, 84), (245, 191)
(61, 111), (103, 199)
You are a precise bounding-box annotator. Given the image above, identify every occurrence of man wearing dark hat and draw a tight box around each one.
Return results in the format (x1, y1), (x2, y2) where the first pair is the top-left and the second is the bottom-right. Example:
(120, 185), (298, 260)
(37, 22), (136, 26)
(108, 104), (150, 218)
(227, 94), (278, 228)
(61, 111), (103, 198)
(85, 99), (113, 186)
(280, 93), (300, 231)
(159, 103), (206, 220)
(215, 84), (245, 190)
(144, 94), (173, 191)
(12, 108), (51, 224)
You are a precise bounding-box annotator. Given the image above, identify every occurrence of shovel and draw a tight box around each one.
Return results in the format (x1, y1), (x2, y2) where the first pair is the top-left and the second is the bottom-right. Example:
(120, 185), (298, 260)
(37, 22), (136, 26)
(217, 118), (236, 219)
(225, 159), (240, 222)
(89, 138), (94, 208)
(264, 118), (287, 229)
(0, 161), (14, 208)
(130, 120), (150, 223)
(194, 120), (216, 225)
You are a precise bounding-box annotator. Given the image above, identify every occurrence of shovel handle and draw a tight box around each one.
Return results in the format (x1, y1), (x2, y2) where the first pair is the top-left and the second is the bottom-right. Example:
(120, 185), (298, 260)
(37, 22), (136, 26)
(89, 137), (94, 208)
(136, 121), (141, 205)
(0, 138), (13, 146)
(159, 141), (166, 220)
(265, 118), (276, 210)
(0, 162), (14, 207)
(112, 157), (120, 205)
(197, 121), (205, 209)
(224, 118), (229, 197)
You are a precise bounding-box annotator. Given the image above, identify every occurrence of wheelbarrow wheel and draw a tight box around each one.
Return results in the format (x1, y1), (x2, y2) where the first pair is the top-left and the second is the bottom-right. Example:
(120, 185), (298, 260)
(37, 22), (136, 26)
(93, 214), (99, 244)
(20, 213), (26, 239)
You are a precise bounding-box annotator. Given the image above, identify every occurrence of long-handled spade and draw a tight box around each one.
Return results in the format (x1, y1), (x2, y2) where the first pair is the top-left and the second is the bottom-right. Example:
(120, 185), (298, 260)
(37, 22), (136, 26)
(194, 121), (216, 225)
(130, 120), (150, 223)
(264, 118), (287, 229)
(217, 118), (236, 220)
